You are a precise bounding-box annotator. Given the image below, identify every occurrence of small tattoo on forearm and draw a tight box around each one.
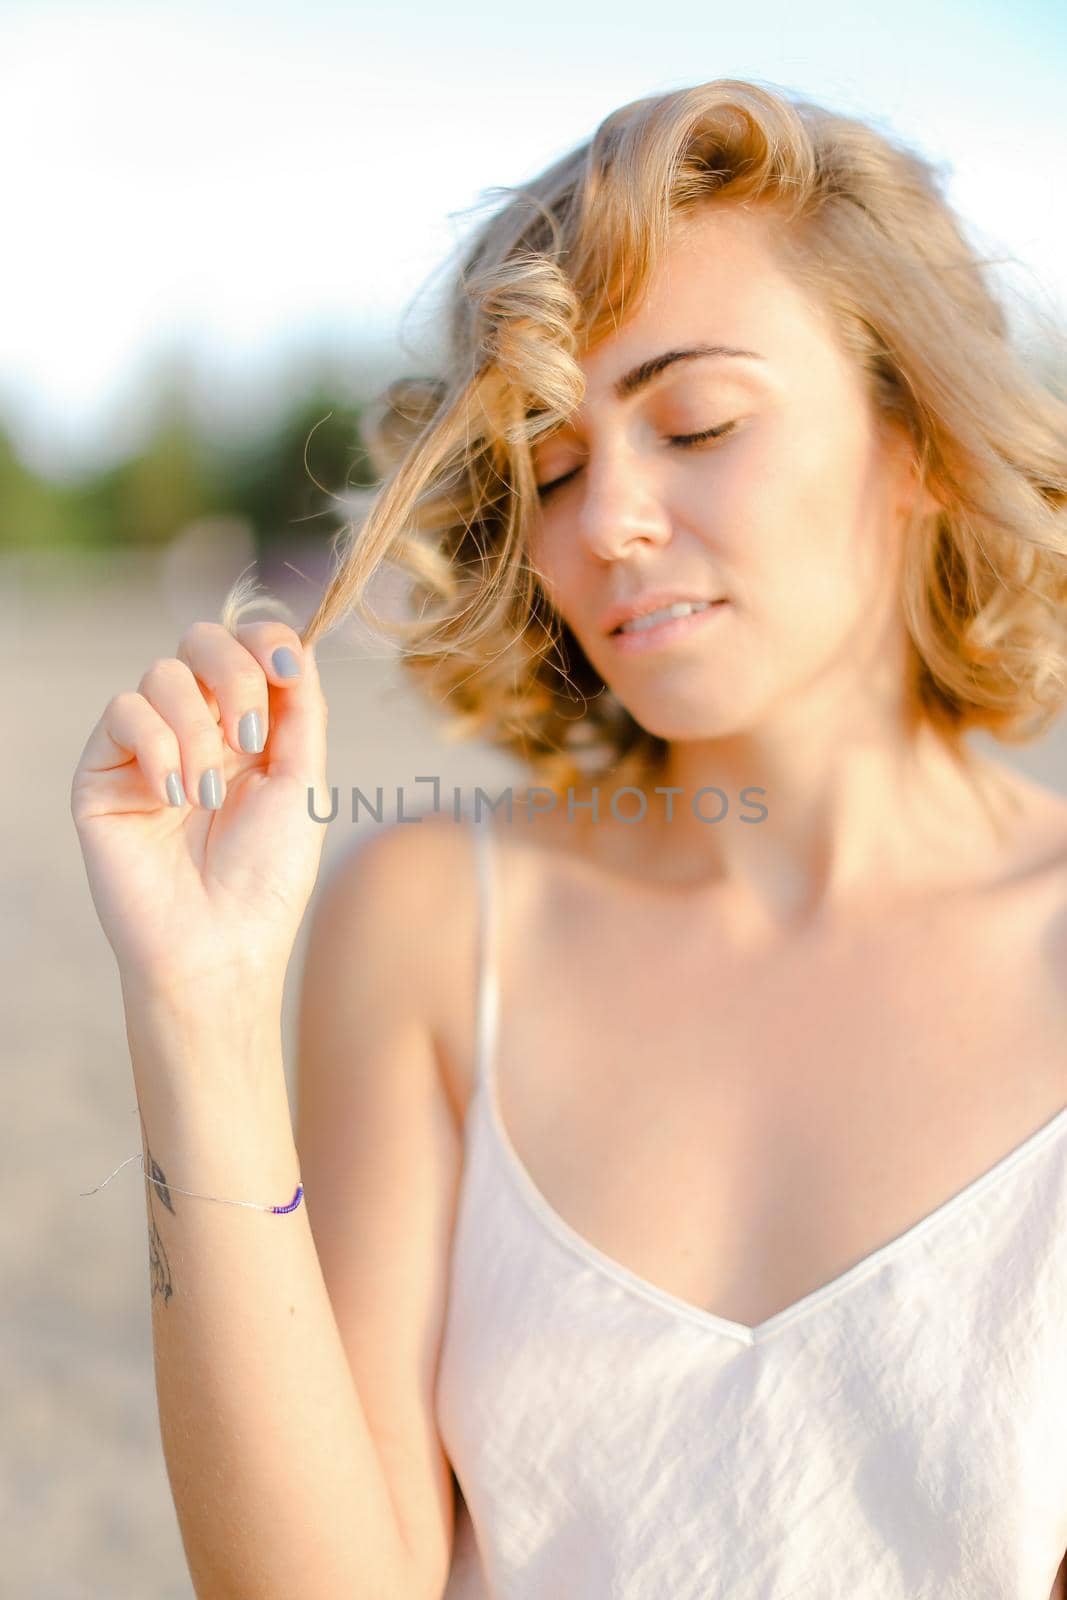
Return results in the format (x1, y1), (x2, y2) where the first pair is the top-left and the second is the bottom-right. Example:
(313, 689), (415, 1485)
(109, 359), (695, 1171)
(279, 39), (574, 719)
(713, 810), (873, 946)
(147, 1207), (173, 1306)
(139, 1110), (174, 1306)
(148, 1149), (175, 1215)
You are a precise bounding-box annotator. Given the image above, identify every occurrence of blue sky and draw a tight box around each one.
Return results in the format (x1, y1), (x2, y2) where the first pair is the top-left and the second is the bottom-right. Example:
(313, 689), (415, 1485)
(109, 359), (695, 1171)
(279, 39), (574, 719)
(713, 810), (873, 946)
(4, 0), (1065, 476)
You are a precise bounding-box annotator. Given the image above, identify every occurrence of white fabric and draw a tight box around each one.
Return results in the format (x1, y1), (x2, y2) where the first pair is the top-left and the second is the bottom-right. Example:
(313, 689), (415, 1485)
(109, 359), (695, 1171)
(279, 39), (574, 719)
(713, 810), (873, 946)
(435, 820), (1067, 1598)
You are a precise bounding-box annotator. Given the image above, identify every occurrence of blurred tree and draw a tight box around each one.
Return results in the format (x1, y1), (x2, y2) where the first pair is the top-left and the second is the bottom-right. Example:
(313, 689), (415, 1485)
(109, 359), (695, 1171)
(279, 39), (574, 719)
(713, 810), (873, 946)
(0, 430), (72, 546)
(85, 414), (216, 547)
(0, 376), (379, 554)
(213, 385), (376, 554)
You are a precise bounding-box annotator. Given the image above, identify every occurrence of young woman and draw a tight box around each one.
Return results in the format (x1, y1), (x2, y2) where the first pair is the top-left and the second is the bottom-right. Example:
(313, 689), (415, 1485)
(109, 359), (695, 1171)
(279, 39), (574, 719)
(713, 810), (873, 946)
(72, 79), (1067, 1598)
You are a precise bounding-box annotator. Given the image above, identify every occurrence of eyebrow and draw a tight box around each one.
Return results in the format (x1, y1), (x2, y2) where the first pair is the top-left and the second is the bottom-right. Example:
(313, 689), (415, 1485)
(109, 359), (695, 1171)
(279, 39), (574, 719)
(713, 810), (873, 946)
(614, 344), (765, 400)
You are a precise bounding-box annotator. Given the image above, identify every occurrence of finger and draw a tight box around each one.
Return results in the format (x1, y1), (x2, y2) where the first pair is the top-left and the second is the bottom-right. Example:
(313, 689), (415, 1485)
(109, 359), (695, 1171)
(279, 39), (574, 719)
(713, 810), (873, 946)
(254, 635), (328, 785)
(223, 623), (326, 782)
(74, 690), (189, 812)
(229, 620), (309, 696)
(175, 621), (275, 760)
(183, 672), (222, 726)
(137, 657), (229, 810)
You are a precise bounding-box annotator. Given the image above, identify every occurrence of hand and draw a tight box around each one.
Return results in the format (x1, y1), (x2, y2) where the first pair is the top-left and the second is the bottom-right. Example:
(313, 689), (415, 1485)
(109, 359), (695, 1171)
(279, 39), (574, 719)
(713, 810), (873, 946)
(70, 621), (331, 1002)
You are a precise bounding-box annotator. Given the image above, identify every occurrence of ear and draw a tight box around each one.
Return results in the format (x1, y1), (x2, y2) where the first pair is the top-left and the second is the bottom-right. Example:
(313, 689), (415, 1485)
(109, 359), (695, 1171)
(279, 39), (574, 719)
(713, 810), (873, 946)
(883, 419), (942, 523)
(907, 444), (943, 519)
(905, 462), (943, 522)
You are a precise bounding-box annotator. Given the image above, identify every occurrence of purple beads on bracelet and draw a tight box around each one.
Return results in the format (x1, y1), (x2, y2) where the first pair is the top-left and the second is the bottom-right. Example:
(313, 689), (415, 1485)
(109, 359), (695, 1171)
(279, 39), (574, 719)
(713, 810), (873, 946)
(271, 1184), (305, 1214)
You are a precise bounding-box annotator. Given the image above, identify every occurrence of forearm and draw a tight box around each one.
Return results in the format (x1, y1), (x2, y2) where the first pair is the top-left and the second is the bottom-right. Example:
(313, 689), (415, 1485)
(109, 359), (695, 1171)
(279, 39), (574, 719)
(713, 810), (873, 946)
(125, 993), (414, 1600)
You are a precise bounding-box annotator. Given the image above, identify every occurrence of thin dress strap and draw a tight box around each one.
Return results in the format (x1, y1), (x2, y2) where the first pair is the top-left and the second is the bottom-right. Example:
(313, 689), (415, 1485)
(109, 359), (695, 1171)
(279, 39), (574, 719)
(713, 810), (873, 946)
(471, 820), (500, 1101)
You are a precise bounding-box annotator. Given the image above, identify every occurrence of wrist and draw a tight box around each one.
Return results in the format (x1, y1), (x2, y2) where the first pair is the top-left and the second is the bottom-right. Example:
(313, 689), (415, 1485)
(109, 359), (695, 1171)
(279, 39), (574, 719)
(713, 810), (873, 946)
(121, 980), (287, 1101)
(119, 962), (287, 1028)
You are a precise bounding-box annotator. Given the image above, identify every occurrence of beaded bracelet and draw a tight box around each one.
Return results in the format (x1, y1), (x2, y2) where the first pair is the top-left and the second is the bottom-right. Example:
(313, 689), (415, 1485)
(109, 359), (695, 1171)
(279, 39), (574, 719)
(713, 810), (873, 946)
(81, 1151), (305, 1213)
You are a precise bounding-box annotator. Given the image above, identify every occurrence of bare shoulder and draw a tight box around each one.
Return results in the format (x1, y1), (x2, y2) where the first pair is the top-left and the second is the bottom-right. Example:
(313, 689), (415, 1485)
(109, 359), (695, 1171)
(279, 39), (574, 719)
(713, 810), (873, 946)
(320, 811), (480, 909)
(311, 811), (571, 1127)
(972, 758), (1067, 991)
(978, 757), (1067, 881)
(314, 813), (483, 1041)
(342, 802), (606, 1115)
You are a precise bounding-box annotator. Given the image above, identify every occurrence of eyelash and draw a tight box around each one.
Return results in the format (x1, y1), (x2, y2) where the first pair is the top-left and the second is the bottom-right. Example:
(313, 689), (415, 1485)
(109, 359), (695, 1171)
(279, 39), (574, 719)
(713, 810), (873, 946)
(535, 421), (737, 500)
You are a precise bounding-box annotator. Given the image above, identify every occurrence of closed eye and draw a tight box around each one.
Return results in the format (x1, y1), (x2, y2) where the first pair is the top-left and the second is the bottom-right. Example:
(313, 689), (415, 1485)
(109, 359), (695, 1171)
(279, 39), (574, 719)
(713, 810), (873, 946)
(534, 420), (737, 499)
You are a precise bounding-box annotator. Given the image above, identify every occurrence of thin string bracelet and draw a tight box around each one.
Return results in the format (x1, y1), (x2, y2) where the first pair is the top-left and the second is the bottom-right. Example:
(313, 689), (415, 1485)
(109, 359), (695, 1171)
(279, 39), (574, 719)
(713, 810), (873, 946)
(80, 1152), (305, 1214)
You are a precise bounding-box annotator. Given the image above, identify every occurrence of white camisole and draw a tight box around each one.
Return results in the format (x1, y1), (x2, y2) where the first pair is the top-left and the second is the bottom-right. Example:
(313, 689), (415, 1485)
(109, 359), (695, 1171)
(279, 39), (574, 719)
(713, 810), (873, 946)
(434, 819), (1067, 1598)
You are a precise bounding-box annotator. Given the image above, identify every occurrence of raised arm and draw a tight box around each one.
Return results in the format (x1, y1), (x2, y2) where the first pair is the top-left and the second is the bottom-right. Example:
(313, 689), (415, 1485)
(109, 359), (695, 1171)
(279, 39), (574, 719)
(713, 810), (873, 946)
(122, 981), (423, 1599)
(295, 817), (469, 1597)
(70, 622), (459, 1599)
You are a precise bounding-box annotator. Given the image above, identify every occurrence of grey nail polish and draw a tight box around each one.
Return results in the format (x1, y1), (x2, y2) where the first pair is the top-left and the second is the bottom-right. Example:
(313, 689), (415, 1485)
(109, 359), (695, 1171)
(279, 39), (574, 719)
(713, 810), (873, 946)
(238, 710), (264, 753)
(165, 771), (187, 807)
(199, 769), (223, 810)
(272, 646), (301, 678)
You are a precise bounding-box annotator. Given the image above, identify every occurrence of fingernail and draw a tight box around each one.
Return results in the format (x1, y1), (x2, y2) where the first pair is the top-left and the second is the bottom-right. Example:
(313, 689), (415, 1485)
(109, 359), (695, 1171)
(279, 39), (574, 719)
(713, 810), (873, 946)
(199, 769), (223, 810)
(238, 710), (264, 753)
(165, 771), (187, 807)
(272, 647), (301, 678)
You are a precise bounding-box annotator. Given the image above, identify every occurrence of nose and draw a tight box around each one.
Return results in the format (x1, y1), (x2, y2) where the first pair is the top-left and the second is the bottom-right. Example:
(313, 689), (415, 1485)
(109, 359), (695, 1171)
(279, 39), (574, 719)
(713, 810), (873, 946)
(576, 439), (673, 561)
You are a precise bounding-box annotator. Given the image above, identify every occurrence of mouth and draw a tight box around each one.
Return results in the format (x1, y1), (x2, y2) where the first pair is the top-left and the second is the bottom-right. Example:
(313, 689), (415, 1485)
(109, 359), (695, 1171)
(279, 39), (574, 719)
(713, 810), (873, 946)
(609, 597), (730, 655)
(610, 598), (723, 636)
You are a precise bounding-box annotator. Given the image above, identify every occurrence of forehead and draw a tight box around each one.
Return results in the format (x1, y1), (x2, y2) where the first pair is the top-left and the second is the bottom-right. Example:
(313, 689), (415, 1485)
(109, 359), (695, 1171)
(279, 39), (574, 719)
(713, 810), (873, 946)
(575, 203), (839, 395)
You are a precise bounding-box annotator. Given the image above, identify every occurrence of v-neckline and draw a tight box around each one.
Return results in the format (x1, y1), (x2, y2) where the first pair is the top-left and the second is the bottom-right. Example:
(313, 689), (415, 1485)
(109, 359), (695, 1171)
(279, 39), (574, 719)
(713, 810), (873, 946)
(474, 1070), (1067, 1347)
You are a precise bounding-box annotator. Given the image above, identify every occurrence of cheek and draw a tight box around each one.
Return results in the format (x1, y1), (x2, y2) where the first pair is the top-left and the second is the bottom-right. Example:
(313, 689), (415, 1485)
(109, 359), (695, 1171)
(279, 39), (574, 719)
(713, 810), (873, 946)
(526, 522), (573, 615)
(700, 420), (888, 618)
(677, 430), (805, 606)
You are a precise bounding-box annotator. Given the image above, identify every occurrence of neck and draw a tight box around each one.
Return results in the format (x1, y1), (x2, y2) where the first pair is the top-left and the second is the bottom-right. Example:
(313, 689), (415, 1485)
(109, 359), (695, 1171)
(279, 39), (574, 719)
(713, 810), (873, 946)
(634, 696), (1017, 937)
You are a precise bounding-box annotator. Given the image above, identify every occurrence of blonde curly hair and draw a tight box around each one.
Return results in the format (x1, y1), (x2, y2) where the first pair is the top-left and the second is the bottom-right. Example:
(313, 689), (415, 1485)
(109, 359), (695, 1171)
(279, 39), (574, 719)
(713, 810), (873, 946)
(222, 76), (1067, 802)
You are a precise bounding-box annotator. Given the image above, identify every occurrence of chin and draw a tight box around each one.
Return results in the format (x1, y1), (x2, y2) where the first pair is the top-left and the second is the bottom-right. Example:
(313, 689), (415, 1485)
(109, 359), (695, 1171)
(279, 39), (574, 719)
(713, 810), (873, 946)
(617, 700), (755, 744)
(598, 654), (776, 745)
